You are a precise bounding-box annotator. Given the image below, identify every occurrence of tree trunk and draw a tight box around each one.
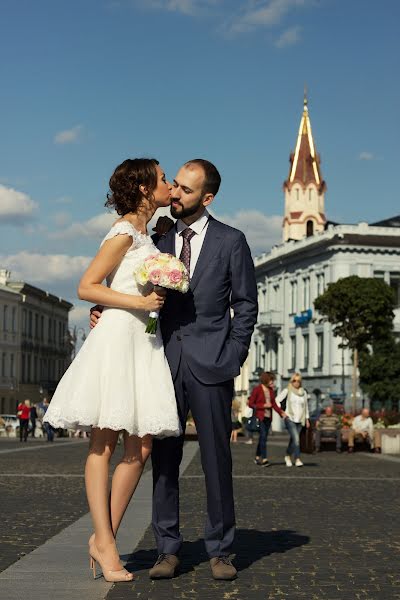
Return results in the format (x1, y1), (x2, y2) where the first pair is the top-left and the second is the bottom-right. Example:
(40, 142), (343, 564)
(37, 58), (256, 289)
(352, 348), (359, 414)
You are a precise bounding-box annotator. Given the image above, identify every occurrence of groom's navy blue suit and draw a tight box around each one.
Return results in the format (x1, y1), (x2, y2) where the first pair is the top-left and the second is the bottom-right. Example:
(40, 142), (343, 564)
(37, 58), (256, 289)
(152, 215), (258, 558)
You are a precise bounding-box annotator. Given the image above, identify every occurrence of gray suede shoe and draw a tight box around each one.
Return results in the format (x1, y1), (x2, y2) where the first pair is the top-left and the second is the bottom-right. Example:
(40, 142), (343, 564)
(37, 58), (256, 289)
(149, 554), (180, 579)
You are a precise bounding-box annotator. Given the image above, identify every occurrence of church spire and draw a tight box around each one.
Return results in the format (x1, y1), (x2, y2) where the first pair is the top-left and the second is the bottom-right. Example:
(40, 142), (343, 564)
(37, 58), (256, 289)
(282, 93), (327, 242)
(285, 92), (325, 192)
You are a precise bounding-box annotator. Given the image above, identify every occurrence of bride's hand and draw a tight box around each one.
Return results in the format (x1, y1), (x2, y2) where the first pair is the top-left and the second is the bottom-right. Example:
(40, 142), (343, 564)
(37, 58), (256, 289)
(89, 305), (103, 329)
(141, 290), (166, 312)
(152, 216), (174, 236)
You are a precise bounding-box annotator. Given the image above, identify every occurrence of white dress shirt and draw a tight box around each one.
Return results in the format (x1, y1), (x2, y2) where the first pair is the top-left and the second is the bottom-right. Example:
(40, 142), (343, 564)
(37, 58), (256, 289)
(175, 209), (210, 278)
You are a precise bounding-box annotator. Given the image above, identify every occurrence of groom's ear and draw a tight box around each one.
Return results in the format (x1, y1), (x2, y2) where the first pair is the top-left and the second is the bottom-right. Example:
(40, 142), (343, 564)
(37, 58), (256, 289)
(202, 192), (214, 207)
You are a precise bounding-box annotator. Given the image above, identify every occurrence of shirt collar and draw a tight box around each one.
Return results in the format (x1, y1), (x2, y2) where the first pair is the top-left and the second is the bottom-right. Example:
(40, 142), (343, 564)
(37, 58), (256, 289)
(176, 209), (210, 236)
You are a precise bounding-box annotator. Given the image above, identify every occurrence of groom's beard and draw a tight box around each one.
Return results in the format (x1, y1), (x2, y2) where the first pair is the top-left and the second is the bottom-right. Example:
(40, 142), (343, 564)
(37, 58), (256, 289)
(170, 199), (203, 220)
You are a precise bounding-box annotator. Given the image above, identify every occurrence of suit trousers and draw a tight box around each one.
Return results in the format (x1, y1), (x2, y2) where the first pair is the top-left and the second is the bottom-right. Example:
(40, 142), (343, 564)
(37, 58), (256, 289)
(151, 355), (235, 558)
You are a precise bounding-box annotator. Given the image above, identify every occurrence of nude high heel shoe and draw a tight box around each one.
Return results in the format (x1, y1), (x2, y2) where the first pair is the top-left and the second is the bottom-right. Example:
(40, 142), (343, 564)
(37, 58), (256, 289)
(89, 543), (135, 582)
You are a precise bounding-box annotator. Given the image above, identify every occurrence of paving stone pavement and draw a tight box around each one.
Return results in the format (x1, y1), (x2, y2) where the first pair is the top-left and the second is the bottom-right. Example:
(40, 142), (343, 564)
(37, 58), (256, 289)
(106, 441), (400, 600)
(0, 438), (150, 573)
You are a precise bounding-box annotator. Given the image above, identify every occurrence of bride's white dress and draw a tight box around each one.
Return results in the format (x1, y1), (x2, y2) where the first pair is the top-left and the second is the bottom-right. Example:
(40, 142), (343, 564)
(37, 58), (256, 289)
(44, 221), (181, 438)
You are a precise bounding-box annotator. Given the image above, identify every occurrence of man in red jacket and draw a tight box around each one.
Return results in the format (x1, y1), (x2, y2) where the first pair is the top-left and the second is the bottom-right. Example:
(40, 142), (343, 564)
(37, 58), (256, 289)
(17, 399), (30, 442)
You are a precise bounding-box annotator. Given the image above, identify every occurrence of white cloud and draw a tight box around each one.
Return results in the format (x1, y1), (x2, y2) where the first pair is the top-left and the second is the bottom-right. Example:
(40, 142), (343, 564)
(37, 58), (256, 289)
(0, 184), (38, 225)
(137, 0), (220, 16)
(52, 212), (72, 228)
(212, 209), (282, 256)
(48, 212), (117, 240)
(358, 152), (375, 161)
(0, 251), (91, 285)
(54, 125), (83, 145)
(275, 25), (302, 47)
(223, 0), (311, 36)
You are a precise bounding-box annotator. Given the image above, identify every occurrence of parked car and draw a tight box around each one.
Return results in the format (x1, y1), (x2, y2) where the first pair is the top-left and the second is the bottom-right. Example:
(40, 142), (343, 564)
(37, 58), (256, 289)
(0, 414), (19, 437)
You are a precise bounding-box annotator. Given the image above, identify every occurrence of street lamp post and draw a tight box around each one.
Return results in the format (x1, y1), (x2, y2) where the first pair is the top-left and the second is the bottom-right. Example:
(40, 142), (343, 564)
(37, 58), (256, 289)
(67, 326), (87, 360)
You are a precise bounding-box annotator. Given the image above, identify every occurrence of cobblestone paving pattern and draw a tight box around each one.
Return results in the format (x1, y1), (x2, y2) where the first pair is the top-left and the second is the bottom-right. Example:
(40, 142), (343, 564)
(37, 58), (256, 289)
(0, 439), (150, 572)
(107, 442), (400, 600)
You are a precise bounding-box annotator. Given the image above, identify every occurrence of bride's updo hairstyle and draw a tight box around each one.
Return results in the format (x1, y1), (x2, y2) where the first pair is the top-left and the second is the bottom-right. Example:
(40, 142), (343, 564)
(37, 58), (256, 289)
(105, 158), (159, 216)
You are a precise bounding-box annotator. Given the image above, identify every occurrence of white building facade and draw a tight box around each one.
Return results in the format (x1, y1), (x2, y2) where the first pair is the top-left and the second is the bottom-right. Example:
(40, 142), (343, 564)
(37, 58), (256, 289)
(248, 98), (400, 413)
(0, 269), (73, 413)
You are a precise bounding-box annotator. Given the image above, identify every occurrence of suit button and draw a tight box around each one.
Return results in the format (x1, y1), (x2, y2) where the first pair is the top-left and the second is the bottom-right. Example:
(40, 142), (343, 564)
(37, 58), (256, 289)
(177, 335), (182, 341)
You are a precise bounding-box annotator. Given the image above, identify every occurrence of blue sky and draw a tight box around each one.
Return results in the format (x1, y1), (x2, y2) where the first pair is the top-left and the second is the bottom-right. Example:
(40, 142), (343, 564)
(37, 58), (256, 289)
(0, 0), (399, 329)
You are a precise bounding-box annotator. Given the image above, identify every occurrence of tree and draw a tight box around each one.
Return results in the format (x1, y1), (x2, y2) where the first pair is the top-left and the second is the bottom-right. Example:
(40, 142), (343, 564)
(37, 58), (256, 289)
(314, 276), (395, 412)
(359, 336), (400, 411)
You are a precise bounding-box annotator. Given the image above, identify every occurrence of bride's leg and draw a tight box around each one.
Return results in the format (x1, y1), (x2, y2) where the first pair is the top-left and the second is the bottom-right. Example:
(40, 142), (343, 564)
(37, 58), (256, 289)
(110, 433), (153, 536)
(85, 427), (120, 560)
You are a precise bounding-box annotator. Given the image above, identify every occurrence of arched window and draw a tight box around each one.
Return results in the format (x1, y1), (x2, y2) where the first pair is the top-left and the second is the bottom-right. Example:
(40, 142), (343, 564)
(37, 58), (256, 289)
(306, 220), (314, 237)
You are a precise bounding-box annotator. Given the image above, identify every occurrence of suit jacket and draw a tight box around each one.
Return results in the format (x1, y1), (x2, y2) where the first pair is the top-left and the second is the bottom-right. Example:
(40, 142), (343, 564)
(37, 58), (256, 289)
(156, 216), (258, 385)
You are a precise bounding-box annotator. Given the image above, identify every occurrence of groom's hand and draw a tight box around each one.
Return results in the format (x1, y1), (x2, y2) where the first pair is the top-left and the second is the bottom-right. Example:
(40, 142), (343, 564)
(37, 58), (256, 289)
(89, 305), (103, 329)
(152, 216), (174, 236)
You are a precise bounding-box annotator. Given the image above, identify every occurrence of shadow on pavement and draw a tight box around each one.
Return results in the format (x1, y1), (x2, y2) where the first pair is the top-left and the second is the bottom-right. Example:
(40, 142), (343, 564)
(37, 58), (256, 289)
(234, 528), (310, 571)
(124, 528), (309, 574)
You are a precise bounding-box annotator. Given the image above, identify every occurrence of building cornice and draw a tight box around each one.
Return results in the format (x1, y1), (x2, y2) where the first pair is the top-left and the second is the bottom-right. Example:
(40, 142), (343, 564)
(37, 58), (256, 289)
(255, 223), (400, 271)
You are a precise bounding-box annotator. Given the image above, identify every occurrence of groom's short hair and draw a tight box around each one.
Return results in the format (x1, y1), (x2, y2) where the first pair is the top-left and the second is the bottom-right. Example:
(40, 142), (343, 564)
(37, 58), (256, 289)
(185, 159), (221, 197)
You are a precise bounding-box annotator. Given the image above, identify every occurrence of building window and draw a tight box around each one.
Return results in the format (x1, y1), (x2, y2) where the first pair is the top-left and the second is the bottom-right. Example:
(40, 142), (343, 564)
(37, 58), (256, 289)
(316, 333), (324, 368)
(290, 336), (296, 370)
(11, 307), (16, 332)
(34, 314), (39, 339)
(3, 305), (8, 331)
(1, 352), (6, 376)
(308, 189), (312, 202)
(48, 318), (52, 343)
(374, 270), (385, 280)
(271, 335), (278, 372)
(316, 273), (325, 297)
(40, 315), (44, 341)
(28, 311), (33, 338)
(296, 188), (299, 202)
(22, 309), (27, 334)
(303, 335), (309, 369)
(10, 353), (15, 377)
(22, 354), (26, 383)
(290, 281), (297, 314)
(27, 355), (31, 383)
(306, 220), (314, 237)
(274, 284), (280, 306)
(303, 277), (310, 310)
(390, 273), (400, 308)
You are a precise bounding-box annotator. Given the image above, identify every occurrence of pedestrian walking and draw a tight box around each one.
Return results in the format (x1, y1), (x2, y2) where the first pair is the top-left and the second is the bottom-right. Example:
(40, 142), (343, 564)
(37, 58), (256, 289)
(30, 403), (38, 437)
(276, 373), (310, 467)
(17, 399), (30, 442)
(230, 399), (241, 443)
(38, 398), (55, 442)
(248, 372), (285, 466)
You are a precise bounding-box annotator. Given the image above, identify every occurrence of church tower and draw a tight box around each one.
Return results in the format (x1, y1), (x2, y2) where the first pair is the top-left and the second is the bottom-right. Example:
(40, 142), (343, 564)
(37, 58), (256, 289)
(283, 93), (327, 242)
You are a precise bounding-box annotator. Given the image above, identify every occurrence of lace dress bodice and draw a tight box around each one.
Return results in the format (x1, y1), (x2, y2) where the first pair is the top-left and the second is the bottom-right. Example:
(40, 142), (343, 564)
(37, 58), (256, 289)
(100, 220), (158, 296)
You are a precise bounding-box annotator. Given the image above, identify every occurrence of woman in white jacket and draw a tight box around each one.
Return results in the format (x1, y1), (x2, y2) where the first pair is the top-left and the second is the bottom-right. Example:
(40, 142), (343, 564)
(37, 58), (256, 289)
(276, 372), (310, 467)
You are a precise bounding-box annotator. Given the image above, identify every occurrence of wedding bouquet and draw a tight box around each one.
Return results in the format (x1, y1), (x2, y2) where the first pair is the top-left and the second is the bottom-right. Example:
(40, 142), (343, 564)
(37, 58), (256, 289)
(134, 253), (189, 334)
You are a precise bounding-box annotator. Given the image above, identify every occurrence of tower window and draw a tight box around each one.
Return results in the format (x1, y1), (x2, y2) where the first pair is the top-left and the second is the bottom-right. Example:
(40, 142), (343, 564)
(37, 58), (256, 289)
(306, 220), (314, 237)
(296, 188), (299, 202)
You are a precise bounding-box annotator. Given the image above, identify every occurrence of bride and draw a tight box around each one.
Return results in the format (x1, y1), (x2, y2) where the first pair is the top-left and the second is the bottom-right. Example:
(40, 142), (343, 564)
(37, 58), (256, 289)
(44, 158), (181, 582)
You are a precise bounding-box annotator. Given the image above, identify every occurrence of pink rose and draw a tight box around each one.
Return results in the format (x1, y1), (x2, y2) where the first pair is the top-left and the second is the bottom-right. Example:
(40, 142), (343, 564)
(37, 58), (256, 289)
(168, 269), (183, 285)
(149, 269), (162, 284)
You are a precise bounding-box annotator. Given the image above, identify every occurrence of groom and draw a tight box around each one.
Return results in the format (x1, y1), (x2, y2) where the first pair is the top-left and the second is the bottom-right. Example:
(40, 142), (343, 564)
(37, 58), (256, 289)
(91, 159), (257, 580)
(149, 159), (257, 580)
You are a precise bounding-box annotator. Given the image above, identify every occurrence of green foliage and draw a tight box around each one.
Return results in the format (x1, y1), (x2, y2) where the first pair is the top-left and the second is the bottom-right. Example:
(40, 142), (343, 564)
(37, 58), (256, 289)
(314, 276), (395, 350)
(359, 336), (400, 410)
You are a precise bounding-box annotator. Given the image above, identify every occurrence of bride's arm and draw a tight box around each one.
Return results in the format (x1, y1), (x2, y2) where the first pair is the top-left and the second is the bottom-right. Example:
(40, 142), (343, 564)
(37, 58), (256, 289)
(78, 235), (164, 312)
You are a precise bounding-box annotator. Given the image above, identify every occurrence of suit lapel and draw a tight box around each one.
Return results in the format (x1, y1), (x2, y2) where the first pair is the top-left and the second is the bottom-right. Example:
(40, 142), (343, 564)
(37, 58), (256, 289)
(190, 217), (224, 291)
